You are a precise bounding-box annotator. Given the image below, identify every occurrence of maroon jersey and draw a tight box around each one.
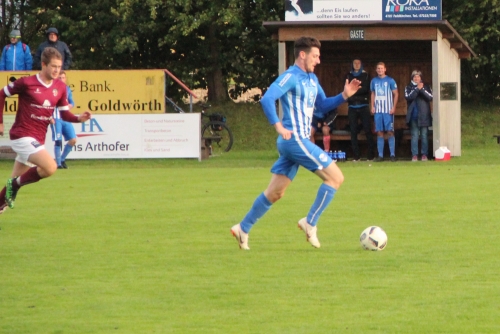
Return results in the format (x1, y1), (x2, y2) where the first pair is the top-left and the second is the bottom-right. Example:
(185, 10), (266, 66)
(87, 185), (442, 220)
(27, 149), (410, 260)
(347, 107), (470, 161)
(0, 74), (78, 144)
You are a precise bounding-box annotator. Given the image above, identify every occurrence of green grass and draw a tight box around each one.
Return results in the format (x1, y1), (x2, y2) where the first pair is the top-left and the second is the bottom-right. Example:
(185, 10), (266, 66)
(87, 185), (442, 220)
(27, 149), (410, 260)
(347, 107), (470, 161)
(1, 102), (500, 333)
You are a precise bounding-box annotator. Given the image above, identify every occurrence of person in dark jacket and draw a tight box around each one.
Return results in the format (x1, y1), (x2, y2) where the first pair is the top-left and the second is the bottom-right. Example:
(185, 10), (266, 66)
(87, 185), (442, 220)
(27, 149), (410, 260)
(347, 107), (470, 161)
(345, 58), (374, 161)
(404, 70), (433, 161)
(0, 29), (33, 71)
(33, 27), (72, 70)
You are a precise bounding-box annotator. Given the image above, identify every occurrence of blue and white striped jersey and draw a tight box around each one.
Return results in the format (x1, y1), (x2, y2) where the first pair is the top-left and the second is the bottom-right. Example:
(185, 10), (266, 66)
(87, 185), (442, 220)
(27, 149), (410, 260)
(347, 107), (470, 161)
(260, 65), (345, 140)
(370, 76), (397, 114)
(52, 86), (74, 120)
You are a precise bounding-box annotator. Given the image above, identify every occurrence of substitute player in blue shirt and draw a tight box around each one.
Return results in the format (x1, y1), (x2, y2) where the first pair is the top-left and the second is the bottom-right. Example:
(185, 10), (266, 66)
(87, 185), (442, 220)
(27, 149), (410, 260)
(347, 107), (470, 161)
(370, 62), (399, 162)
(50, 70), (77, 169)
(230, 37), (361, 250)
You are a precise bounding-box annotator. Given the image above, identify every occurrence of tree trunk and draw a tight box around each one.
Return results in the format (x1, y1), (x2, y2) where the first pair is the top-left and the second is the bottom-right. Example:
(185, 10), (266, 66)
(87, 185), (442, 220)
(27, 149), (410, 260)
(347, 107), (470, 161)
(206, 24), (228, 102)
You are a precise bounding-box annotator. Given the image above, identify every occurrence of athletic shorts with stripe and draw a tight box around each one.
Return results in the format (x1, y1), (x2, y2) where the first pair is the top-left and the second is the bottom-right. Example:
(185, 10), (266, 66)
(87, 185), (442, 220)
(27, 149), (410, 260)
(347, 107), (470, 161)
(271, 136), (333, 181)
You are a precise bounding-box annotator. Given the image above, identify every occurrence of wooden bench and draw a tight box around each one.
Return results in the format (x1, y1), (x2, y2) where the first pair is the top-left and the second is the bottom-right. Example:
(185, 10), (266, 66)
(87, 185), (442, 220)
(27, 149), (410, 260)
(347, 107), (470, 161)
(314, 129), (433, 158)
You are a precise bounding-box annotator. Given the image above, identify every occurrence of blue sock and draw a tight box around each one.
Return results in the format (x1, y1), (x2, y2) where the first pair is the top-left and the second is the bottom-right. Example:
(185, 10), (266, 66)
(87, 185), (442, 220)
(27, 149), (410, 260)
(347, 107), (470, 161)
(240, 193), (272, 233)
(388, 136), (395, 156)
(307, 183), (336, 226)
(61, 144), (73, 161)
(54, 143), (62, 166)
(377, 136), (384, 157)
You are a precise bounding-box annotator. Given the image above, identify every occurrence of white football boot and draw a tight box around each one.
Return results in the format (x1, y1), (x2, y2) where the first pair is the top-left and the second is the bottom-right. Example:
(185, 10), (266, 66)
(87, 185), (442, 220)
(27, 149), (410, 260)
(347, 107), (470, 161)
(231, 224), (250, 250)
(298, 217), (320, 248)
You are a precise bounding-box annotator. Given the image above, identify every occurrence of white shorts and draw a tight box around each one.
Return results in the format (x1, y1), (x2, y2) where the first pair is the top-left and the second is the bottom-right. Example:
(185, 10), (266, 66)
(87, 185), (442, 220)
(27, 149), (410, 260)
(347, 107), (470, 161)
(11, 137), (44, 166)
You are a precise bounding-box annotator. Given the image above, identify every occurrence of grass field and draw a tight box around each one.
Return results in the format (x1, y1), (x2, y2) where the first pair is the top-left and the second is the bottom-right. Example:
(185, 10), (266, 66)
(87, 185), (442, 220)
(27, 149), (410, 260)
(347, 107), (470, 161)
(1, 102), (499, 333)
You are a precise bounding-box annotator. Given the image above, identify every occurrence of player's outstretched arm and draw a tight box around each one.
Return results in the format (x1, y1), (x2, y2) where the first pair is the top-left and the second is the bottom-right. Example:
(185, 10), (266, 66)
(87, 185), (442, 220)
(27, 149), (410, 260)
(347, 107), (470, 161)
(78, 111), (92, 122)
(0, 124), (4, 137)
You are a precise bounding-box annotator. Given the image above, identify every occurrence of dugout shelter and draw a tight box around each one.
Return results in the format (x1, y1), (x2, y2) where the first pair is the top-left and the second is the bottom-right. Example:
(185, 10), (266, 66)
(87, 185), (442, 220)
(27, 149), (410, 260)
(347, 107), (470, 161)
(263, 20), (475, 157)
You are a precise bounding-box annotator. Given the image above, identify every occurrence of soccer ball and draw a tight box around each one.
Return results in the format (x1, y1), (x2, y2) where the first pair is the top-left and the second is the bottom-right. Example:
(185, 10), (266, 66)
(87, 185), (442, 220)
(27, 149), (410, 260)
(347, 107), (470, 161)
(360, 226), (388, 251)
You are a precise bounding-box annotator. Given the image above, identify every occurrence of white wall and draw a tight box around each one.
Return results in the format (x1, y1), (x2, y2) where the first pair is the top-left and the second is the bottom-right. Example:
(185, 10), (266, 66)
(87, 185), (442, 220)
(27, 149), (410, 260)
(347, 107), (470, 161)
(432, 29), (462, 156)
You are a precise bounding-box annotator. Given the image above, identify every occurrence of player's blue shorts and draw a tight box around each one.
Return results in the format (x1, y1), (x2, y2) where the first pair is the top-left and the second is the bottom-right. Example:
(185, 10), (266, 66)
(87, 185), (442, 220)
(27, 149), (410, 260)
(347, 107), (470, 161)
(50, 119), (76, 141)
(271, 136), (333, 180)
(374, 113), (394, 132)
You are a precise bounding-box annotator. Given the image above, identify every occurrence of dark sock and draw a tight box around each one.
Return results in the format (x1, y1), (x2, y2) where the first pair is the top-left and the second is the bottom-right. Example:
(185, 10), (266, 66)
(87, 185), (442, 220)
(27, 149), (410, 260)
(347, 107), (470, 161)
(18, 167), (42, 187)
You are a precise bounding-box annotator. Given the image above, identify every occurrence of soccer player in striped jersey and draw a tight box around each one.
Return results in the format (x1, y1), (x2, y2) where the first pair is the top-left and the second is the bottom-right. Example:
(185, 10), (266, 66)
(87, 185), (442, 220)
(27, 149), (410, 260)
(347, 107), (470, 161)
(0, 47), (92, 213)
(50, 70), (77, 169)
(370, 62), (399, 162)
(231, 36), (361, 250)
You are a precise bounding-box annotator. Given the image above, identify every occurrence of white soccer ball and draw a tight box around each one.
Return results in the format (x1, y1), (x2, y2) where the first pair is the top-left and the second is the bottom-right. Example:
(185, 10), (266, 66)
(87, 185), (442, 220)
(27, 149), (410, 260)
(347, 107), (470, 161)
(360, 226), (388, 251)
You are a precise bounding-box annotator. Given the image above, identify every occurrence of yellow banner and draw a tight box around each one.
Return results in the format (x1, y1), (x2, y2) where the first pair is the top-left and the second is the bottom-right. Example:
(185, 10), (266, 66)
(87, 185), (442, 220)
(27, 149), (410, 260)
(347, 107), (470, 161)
(1, 70), (165, 114)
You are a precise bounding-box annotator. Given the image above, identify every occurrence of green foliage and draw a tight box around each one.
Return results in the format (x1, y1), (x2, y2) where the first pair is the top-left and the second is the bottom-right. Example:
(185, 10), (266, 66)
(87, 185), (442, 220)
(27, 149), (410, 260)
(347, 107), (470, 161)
(461, 101), (500, 147)
(6, 1), (500, 103)
(443, 0), (500, 101)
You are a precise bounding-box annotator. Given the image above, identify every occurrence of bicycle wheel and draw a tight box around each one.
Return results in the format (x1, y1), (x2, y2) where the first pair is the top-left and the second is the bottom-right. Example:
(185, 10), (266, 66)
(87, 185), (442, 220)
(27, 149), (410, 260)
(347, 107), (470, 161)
(202, 121), (234, 156)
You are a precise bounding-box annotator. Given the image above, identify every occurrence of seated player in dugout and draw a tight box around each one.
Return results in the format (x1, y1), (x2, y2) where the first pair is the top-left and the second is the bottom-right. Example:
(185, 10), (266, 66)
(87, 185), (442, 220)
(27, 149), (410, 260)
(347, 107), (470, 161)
(309, 108), (338, 152)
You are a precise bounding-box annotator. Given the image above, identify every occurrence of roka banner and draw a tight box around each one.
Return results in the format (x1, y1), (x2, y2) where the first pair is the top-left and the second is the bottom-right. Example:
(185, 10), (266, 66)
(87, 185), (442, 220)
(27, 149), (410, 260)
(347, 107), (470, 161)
(285, 0), (441, 22)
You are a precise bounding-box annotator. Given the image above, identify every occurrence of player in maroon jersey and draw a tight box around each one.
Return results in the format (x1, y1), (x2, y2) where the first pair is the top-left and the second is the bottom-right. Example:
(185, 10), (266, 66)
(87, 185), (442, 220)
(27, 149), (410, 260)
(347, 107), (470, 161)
(0, 47), (92, 212)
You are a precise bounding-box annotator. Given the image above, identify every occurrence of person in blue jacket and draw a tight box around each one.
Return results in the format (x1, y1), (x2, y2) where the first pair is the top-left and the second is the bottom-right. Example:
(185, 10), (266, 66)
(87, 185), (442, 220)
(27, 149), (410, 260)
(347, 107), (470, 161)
(0, 30), (33, 71)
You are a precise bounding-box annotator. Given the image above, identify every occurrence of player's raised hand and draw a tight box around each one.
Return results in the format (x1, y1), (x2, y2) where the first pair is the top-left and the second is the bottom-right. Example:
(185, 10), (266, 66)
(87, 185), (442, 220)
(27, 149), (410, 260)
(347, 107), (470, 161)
(78, 111), (92, 122)
(342, 78), (362, 99)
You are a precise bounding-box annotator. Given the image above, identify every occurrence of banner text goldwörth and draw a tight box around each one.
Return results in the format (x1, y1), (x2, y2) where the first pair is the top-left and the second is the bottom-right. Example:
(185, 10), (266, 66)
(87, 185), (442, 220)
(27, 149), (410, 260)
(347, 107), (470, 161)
(2, 70), (165, 114)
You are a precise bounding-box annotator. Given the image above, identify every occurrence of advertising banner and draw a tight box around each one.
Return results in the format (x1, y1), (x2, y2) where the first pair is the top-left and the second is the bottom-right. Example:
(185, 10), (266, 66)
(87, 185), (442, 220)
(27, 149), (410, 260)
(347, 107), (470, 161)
(285, 0), (441, 22)
(41, 114), (201, 160)
(1, 70), (165, 115)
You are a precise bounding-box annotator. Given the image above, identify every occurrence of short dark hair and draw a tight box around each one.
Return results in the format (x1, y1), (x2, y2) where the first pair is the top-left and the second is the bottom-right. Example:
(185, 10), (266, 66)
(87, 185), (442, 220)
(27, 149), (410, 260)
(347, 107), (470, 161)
(294, 37), (321, 59)
(41, 47), (62, 66)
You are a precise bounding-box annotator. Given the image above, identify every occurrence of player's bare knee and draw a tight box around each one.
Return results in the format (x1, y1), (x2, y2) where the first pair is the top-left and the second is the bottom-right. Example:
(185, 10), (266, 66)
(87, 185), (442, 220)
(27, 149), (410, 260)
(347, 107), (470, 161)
(42, 161), (58, 177)
(264, 186), (287, 203)
(68, 138), (77, 146)
(267, 190), (285, 203)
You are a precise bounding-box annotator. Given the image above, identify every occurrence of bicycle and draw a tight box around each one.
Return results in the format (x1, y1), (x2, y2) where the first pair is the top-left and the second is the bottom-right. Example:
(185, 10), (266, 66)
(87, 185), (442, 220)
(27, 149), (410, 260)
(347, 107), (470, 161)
(165, 96), (234, 156)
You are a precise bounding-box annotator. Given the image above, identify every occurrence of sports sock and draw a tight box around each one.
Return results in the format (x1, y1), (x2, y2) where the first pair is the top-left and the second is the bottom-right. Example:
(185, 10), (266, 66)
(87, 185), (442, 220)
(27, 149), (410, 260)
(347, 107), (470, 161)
(54, 141), (62, 166)
(61, 144), (73, 161)
(323, 135), (331, 152)
(17, 167), (42, 187)
(239, 193), (272, 233)
(307, 183), (336, 226)
(388, 135), (395, 156)
(0, 187), (6, 203)
(377, 136), (384, 157)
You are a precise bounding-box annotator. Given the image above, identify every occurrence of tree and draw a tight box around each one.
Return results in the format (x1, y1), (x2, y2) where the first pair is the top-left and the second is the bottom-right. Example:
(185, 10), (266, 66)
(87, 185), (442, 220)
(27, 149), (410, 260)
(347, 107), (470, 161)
(21, 0), (282, 103)
(443, 0), (500, 102)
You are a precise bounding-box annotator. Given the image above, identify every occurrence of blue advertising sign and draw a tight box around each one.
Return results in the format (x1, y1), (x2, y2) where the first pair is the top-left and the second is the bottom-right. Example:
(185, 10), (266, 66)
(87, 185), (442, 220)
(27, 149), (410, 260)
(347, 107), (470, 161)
(382, 0), (442, 21)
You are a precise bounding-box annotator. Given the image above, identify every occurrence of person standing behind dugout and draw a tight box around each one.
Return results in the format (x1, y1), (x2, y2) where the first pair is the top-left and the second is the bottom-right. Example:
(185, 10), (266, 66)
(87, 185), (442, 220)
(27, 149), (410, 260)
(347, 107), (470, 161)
(0, 29), (33, 71)
(370, 62), (398, 162)
(33, 27), (72, 70)
(346, 58), (374, 161)
(404, 70), (433, 162)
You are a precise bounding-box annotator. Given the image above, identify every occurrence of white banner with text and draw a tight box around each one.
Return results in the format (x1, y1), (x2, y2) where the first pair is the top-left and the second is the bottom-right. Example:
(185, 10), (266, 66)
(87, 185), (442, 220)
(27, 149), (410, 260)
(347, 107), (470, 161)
(42, 113), (201, 160)
(285, 0), (442, 22)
